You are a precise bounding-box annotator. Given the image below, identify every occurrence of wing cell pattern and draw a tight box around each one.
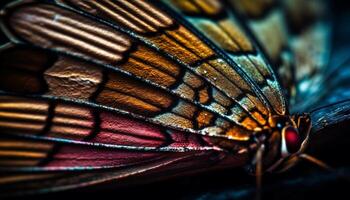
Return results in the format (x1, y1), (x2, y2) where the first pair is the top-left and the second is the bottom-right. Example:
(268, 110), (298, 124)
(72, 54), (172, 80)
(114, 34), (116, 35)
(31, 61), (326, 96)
(0, 95), (249, 195)
(163, 0), (286, 116)
(0, 1), (286, 136)
(0, 0), (294, 194)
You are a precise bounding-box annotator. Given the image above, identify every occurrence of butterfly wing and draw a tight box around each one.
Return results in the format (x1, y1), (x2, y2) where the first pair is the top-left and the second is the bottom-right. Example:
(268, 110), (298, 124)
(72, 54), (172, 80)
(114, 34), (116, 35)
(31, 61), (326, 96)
(229, 1), (350, 134)
(0, 95), (249, 195)
(0, 135), (227, 195)
(299, 9), (350, 112)
(290, 2), (350, 132)
(161, 0), (287, 116)
(230, 0), (350, 133)
(0, 0), (285, 137)
(0, 0), (275, 193)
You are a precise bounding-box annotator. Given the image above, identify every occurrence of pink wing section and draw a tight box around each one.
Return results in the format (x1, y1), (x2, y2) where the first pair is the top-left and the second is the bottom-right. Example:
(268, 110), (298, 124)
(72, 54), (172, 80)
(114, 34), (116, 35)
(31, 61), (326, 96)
(0, 96), (246, 171)
(0, 96), (216, 151)
(46, 145), (163, 168)
(94, 112), (212, 149)
(0, 96), (250, 195)
(92, 112), (167, 147)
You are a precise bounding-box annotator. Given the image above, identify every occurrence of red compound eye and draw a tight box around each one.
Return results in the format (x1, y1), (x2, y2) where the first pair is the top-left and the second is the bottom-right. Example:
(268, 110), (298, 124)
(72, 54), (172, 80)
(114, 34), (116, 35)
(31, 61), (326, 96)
(284, 127), (301, 153)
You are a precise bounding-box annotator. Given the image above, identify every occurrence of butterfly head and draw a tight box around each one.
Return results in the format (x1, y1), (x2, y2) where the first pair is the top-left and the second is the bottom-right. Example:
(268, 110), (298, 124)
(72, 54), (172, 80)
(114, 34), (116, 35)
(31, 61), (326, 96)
(250, 113), (312, 173)
(274, 114), (311, 157)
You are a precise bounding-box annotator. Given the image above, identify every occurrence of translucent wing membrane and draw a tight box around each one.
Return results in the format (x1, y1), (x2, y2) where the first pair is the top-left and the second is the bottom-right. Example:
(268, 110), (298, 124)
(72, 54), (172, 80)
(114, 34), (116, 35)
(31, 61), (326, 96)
(300, 42), (350, 130)
(299, 59), (350, 113)
(228, 0), (350, 135)
(292, 8), (350, 113)
(227, 0), (331, 107)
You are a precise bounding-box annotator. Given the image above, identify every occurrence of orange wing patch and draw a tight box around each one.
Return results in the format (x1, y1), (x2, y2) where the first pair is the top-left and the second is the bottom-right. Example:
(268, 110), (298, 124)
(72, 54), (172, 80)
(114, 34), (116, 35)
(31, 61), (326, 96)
(166, 0), (286, 116)
(53, 0), (273, 125)
(57, 0), (174, 34)
(170, 0), (222, 16)
(0, 138), (54, 167)
(0, 1), (274, 138)
(9, 4), (132, 64)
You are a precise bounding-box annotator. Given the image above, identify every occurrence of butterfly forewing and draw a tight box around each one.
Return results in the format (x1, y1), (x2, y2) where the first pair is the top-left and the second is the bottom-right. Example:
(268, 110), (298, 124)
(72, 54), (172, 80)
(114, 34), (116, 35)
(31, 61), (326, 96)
(0, 0), (282, 137)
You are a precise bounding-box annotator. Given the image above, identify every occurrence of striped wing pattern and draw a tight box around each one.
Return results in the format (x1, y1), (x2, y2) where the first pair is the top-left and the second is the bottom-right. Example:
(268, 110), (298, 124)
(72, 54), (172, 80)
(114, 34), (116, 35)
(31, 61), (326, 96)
(0, 0), (309, 194)
(163, 0), (286, 115)
(0, 95), (249, 194)
(0, 0), (284, 137)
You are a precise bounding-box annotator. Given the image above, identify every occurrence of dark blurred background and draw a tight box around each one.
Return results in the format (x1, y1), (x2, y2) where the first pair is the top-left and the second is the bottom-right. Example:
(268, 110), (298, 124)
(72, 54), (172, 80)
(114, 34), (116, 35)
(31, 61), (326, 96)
(3, 0), (350, 199)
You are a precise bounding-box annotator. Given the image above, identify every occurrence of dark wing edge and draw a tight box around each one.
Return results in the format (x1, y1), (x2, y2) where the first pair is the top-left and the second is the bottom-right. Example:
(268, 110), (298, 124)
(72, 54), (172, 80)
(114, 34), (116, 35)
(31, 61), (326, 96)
(311, 99), (350, 133)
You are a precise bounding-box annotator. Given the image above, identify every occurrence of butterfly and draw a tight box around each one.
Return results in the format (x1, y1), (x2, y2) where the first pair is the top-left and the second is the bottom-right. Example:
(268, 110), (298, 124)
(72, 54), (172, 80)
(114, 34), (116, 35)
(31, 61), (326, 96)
(0, 0), (349, 196)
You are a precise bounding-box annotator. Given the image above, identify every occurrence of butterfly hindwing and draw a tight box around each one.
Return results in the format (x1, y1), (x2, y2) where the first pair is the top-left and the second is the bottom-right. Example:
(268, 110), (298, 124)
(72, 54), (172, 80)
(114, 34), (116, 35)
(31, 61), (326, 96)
(0, 95), (234, 151)
(0, 94), (250, 195)
(0, 136), (223, 196)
